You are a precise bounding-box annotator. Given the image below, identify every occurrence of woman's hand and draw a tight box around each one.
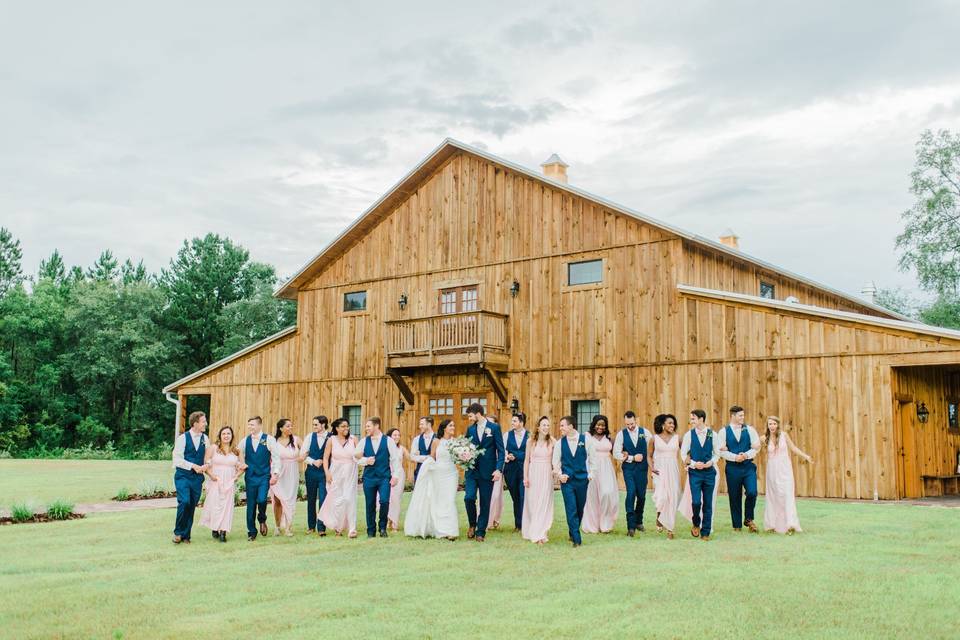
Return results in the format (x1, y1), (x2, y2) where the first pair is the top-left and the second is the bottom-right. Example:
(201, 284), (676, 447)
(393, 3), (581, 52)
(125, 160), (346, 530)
(523, 479), (530, 488)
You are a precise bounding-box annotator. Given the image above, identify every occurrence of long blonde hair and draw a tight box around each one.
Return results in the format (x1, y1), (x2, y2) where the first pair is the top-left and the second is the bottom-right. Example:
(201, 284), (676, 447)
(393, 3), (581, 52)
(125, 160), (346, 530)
(765, 416), (784, 451)
(532, 416), (554, 446)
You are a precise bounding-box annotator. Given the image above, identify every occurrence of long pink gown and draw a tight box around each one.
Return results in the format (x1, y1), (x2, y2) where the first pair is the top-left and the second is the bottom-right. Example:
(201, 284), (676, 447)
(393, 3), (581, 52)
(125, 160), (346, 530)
(763, 434), (803, 533)
(489, 475), (504, 526)
(200, 450), (238, 532)
(521, 442), (554, 543)
(582, 436), (619, 533)
(652, 434), (681, 533)
(318, 437), (358, 535)
(387, 449), (406, 527)
(270, 440), (300, 530)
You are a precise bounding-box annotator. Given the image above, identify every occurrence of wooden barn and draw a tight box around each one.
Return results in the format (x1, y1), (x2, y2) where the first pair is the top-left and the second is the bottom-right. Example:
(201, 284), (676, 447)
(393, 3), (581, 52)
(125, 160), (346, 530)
(163, 139), (960, 500)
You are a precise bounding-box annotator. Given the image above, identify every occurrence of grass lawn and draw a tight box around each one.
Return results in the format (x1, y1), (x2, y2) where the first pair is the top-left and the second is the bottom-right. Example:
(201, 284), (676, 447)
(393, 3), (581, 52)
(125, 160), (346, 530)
(1, 477), (958, 639)
(0, 459), (171, 509)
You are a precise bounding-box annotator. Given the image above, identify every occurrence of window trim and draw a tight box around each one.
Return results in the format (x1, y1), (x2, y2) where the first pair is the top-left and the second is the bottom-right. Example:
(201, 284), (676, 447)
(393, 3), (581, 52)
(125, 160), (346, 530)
(567, 258), (604, 287)
(341, 403), (364, 439)
(759, 281), (776, 299)
(570, 398), (602, 434)
(342, 290), (368, 315)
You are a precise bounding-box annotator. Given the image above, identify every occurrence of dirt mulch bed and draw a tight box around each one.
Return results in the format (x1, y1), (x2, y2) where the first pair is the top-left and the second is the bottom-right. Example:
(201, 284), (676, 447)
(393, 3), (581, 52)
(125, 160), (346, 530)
(113, 491), (176, 502)
(0, 513), (85, 526)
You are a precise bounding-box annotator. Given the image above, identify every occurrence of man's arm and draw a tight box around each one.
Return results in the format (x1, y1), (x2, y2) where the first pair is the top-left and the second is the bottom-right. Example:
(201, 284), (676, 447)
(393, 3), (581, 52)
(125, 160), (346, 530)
(409, 436), (429, 464)
(551, 440), (563, 476)
(612, 430), (625, 462)
(743, 426), (761, 460)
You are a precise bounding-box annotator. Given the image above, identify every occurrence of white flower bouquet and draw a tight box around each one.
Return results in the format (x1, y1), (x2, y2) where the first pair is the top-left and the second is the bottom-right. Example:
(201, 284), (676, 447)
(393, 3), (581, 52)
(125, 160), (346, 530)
(447, 436), (484, 471)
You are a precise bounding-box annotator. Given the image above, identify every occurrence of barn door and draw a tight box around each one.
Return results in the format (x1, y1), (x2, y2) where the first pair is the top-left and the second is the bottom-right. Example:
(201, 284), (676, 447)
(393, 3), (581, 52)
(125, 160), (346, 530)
(896, 399), (921, 498)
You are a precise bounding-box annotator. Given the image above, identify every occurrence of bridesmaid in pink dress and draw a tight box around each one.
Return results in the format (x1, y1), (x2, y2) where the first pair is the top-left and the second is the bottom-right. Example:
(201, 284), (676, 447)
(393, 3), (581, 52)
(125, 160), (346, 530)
(200, 425), (241, 543)
(386, 428), (407, 531)
(270, 418), (300, 537)
(761, 416), (812, 534)
(521, 416), (555, 545)
(650, 414), (681, 539)
(582, 415), (619, 534)
(318, 418), (359, 537)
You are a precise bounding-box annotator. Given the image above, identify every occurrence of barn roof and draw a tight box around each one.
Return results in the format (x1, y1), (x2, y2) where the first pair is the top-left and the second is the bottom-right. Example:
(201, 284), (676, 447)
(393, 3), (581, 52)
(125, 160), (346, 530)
(274, 138), (907, 321)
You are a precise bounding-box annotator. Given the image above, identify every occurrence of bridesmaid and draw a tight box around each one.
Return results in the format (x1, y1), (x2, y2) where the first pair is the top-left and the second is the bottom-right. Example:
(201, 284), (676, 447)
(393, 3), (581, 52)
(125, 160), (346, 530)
(521, 416), (555, 545)
(200, 425), (241, 543)
(650, 414), (681, 539)
(385, 428), (408, 532)
(270, 418), (301, 537)
(318, 418), (359, 538)
(581, 415), (618, 534)
(761, 416), (812, 534)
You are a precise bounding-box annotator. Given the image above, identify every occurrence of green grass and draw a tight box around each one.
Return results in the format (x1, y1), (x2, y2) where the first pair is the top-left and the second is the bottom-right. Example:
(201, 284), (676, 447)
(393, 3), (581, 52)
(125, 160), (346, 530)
(1, 490), (958, 639)
(0, 459), (170, 508)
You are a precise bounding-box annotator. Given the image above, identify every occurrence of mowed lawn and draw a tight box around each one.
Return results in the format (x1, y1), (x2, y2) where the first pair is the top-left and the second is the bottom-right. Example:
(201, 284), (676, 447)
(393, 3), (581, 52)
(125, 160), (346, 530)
(0, 459), (171, 509)
(1, 461), (958, 640)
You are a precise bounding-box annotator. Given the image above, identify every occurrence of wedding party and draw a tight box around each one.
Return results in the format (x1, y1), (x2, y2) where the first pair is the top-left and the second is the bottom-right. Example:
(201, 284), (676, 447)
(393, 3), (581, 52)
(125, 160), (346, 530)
(172, 403), (812, 546)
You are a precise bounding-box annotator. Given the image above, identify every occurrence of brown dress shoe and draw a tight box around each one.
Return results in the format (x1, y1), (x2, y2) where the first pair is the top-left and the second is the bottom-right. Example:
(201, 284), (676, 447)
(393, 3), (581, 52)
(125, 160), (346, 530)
(691, 526), (700, 538)
(475, 536), (485, 542)
(467, 527), (476, 539)
(746, 520), (758, 533)
(259, 522), (268, 537)
(701, 535), (711, 541)
(733, 527), (742, 532)
(667, 531), (675, 540)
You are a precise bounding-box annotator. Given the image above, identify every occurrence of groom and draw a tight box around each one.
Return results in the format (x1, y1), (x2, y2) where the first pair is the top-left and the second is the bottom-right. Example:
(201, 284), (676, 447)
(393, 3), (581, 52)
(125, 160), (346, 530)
(464, 402), (505, 542)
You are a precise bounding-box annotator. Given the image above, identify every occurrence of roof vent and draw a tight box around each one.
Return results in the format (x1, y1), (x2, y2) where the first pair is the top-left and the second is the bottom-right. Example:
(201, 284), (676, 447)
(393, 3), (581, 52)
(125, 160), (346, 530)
(541, 153), (569, 184)
(719, 228), (739, 249)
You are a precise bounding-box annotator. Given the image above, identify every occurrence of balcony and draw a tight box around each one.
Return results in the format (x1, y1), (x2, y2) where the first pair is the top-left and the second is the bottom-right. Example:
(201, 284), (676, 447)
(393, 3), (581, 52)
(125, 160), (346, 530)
(385, 311), (510, 402)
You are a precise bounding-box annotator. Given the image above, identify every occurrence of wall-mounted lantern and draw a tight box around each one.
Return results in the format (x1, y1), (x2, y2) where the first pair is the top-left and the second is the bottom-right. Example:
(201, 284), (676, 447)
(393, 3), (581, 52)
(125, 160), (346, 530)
(510, 280), (520, 298)
(509, 397), (520, 415)
(916, 402), (929, 424)
(395, 399), (405, 417)
(398, 293), (408, 310)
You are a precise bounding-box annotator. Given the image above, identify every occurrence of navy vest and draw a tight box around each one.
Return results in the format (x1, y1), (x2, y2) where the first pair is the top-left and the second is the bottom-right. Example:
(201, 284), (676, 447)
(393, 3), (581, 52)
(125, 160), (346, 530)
(245, 433), (271, 482)
(414, 434), (433, 476)
(725, 426), (756, 467)
(363, 436), (391, 483)
(689, 430), (714, 465)
(305, 432), (328, 480)
(560, 434), (589, 482)
(506, 430), (528, 463)
(175, 432), (205, 481)
(621, 429), (648, 469)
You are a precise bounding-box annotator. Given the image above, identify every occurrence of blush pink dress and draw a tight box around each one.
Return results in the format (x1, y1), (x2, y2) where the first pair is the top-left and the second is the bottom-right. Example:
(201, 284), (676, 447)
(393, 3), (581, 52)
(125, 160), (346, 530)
(582, 436), (619, 533)
(318, 436), (358, 536)
(270, 439), (300, 530)
(489, 474), (504, 526)
(521, 441), (554, 543)
(652, 434), (681, 533)
(763, 434), (803, 533)
(200, 450), (238, 532)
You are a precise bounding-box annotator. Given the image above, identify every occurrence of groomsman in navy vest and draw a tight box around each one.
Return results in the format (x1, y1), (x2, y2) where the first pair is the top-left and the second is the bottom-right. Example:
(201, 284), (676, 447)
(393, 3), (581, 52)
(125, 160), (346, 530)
(300, 415), (330, 535)
(503, 412), (528, 531)
(171, 411), (209, 544)
(355, 417), (402, 537)
(238, 416), (281, 541)
(613, 410), (652, 536)
(410, 416), (436, 482)
(464, 403), (505, 542)
(681, 409), (720, 540)
(552, 416), (597, 547)
(720, 405), (761, 533)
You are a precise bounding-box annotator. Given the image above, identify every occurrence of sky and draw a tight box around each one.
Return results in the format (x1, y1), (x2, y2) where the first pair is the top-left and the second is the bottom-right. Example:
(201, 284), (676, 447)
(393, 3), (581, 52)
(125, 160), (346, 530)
(2, 1), (960, 298)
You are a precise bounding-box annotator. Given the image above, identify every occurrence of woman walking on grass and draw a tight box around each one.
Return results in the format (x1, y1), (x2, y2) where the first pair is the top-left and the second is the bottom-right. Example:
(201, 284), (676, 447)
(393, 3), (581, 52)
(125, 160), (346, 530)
(521, 416), (555, 545)
(761, 416), (812, 534)
(270, 418), (301, 537)
(201, 425), (241, 542)
(318, 418), (359, 537)
(581, 415), (618, 534)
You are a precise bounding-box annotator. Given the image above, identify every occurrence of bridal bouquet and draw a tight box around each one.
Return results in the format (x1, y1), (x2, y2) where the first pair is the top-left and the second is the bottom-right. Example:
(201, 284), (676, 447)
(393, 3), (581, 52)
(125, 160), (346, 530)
(447, 436), (484, 471)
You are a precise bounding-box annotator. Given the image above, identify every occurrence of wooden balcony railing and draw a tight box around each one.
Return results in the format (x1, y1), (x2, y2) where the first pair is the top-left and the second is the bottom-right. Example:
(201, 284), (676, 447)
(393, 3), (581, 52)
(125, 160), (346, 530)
(385, 311), (508, 359)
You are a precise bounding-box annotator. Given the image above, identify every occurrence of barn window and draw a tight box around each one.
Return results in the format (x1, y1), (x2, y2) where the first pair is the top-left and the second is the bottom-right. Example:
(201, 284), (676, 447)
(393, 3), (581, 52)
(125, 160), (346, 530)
(571, 400), (600, 433)
(343, 291), (367, 312)
(342, 405), (362, 438)
(568, 259), (603, 286)
(759, 282), (776, 299)
(949, 401), (959, 430)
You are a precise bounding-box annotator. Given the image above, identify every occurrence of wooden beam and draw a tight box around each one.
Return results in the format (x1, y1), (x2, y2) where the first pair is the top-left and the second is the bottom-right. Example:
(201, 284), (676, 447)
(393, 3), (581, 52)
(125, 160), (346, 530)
(484, 367), (508, 403)
(386, 368), (415, 404)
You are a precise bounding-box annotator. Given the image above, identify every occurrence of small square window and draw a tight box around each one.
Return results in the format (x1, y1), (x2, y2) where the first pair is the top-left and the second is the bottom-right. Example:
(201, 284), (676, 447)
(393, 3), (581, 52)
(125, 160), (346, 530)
(342, 405), (362, 438)
(461, 397), (487, 415)
(760, 282), (776, 299)
(568, 259), (603, 286)
(343, 291), (367, 312)
(571, 400), (600, 433)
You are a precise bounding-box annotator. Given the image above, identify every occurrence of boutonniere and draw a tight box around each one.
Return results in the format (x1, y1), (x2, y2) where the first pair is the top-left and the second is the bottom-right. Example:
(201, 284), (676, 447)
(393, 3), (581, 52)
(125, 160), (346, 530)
(577, 441), (585, 448)
(484, 428), (491, 437)
(705, 430), (713, 439)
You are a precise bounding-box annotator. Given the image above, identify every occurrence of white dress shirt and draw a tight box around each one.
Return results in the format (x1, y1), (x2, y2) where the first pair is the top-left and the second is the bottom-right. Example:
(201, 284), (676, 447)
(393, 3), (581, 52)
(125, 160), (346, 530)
(238, 432), (283, 475)
(409, 432), (435, 464)
(612, 427), (652, 462)
(303, 431), (330, 466)
(551, 433), (598, 479)
(680, 428), (721, 468)
(172, 430), (208, 470)
(354, 434), (403, 477)
(717, 424), (761, 461)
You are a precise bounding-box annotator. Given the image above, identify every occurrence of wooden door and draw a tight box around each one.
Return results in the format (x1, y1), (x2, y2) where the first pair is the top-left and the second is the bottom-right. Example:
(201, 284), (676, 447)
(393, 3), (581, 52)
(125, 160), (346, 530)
(438, 286), (478, 314)
(422, 392), (496, 436)
(896, 400), (921, 498)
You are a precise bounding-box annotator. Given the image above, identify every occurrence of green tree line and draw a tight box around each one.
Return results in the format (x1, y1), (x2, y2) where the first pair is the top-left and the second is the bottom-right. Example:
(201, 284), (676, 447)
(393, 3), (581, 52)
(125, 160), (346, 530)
(0, 232), (296, 458)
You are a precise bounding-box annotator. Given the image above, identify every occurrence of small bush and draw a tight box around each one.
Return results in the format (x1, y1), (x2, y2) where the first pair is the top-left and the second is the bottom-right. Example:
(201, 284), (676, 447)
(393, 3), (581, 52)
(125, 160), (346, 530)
(297, 482), (306, 500)
(75, 417), (112, 449)
(114, 487), (130, 501)
(0, 450), (11, 459)
(33, 422), (64, 450)
(62, 443), (117, 460)
(10, 502), (33, 523)
(136, 480), (171, 497)
(46, 499), (74, 520)
(152, 441), (173, 460)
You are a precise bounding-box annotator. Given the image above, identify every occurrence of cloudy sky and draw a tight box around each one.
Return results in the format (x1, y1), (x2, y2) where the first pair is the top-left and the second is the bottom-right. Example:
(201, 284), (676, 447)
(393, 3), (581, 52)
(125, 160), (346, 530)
(3, 1), (959, 297)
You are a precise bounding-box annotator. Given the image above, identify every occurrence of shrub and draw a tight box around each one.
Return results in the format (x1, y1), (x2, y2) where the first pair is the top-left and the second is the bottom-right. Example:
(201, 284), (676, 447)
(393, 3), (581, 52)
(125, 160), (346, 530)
(32, 422), (64, 450)
(10, 502), (33, 523)
(297, 482), (306, 500)
(136, 480), (171, 497)
(0, 423), (29, 453)
(114, 487), (130, 501)
(0, 450), (11, 459)
(153, 441), (173, 460)
(46, 499), (75, 520)
(62, 443), (117, 460)
(75, 417), (112, 449)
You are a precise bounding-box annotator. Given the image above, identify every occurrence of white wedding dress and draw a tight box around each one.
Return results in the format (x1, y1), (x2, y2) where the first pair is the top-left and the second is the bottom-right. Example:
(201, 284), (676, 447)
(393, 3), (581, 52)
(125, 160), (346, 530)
(404, 439), (460, 538)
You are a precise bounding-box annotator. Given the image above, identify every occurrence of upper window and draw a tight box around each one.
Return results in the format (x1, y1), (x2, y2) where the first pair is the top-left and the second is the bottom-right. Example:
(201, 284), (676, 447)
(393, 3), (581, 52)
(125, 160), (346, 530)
(439, 286), (478, 314)
(949, 401), (959, 430)
(343, 291), (367, 312)
(571, 399), (600, 433)
(342, 405), (362, 438)
(759, 282), (776, 299)
(568, 259), (603, 286)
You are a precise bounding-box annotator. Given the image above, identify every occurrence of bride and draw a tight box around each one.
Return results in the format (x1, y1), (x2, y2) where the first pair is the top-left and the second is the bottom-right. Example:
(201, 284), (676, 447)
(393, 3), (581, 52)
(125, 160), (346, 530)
(404, 419), (459, 539)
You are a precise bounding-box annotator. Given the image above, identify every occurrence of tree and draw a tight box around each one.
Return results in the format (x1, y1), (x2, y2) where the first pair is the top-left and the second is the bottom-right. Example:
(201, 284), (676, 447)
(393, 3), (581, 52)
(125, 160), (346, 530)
(919, 297), (960, 330)
(874, 288), (917, 318)
(215, 280), (297, 358)
(121, 259), (149, 285)
(159, 234), (282, 371)
(0, 227), (23, 296)
(87, 250), (119, 282)
(38, 250), (67, 283)
(897, 129), (960, 296)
